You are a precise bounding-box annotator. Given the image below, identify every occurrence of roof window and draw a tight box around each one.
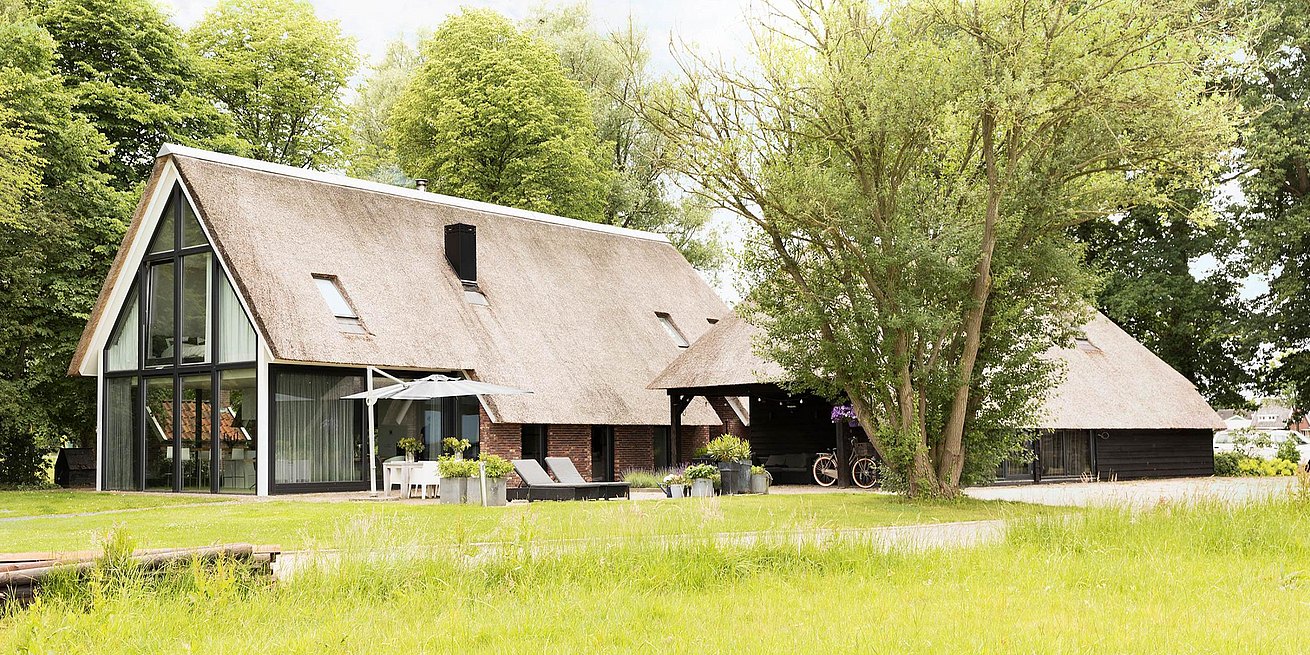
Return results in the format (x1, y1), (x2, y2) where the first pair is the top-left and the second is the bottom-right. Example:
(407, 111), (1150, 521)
(1074, 335), (1100, 352)
(313, 275), (365, 334)
(656, 312), (689, 348)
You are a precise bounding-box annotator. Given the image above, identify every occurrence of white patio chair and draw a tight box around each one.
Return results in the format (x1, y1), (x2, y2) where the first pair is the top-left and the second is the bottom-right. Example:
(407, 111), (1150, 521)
(382, 456), (406, 495)
(407, 460), (441, 499)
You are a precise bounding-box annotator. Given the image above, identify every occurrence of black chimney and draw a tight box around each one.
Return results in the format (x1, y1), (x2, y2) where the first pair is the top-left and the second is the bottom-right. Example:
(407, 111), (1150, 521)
(445, 223), (477, 287)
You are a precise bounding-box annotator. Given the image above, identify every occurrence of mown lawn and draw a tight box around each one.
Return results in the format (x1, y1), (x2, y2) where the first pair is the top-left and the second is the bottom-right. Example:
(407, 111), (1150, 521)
(3, 492), (1308, 654)
(0, 490), (228, 520)
(0, 491), (1057, 553)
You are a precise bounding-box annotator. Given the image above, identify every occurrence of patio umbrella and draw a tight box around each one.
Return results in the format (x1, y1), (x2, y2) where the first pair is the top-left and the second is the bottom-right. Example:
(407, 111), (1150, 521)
(342, 372), (531, 496)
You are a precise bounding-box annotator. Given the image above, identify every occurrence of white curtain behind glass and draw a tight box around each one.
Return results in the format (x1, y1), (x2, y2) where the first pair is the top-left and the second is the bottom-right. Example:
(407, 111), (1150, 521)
(106, 290), (139, 371)
(218, 271), (257, 362)
(275, 372), (363, 484)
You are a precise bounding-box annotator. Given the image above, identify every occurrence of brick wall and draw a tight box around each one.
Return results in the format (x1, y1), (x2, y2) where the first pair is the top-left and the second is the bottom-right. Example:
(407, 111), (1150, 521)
(614, 425), (655, 477)
(478, 407), (521, 460)
(547, 424), (592, 480)
(678, 425), (712, 463)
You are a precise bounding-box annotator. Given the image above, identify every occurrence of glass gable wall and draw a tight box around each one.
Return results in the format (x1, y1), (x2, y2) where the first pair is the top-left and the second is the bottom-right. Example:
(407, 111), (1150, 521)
(102, 183), (259, 493)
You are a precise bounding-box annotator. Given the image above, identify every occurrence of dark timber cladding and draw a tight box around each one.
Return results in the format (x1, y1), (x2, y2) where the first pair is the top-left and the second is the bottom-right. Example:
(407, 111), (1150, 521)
(1096, 429), (1216, 479)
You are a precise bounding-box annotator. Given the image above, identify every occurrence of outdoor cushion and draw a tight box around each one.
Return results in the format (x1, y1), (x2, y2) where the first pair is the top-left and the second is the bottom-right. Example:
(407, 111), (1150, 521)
(764, 455), (788, 467)
(544, 457), (623, 486)
(783, 454), (808, 469)
(511, 459), (562, 487)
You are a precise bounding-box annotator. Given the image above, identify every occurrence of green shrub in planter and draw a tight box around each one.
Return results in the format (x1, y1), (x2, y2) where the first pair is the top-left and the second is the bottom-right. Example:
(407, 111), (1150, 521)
(749, 465), (771, 494)
(705, 435), (752, 462)
(437, 457), (475, 504)
(685, 463), (719, 498)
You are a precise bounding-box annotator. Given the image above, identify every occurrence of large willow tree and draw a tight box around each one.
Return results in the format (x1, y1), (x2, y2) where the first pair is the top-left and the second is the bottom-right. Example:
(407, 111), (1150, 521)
(647, 0), (1239, 496)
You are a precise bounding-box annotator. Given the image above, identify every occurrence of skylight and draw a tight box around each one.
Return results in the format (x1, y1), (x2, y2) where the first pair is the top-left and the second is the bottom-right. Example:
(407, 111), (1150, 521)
(656, 312), (689, 348)
(313, 275), (365, 333)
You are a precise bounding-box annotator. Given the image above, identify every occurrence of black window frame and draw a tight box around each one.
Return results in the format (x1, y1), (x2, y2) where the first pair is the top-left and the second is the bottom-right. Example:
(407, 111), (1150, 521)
(101, 183), (258, 494)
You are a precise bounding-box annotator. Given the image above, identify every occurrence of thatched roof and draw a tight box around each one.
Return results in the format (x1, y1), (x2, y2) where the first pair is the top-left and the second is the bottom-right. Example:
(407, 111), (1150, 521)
(73, 146), (727, 426)
(647, 313), (784, 390)
(651, 311), (1224, 431)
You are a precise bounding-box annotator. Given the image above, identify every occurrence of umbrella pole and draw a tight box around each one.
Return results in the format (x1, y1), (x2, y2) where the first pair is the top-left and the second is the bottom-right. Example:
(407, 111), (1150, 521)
(367, 368), (377, 496)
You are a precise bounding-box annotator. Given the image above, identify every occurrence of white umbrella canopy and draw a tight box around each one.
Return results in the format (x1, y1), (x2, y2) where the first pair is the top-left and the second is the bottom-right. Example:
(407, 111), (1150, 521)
(346, 372), (531, 497)
(343, 374), (531, 401)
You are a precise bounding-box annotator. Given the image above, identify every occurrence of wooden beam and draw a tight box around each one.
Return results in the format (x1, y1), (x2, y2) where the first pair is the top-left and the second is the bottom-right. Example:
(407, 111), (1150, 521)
(835, 420), (852, 488)
(670, 393), (694, 465)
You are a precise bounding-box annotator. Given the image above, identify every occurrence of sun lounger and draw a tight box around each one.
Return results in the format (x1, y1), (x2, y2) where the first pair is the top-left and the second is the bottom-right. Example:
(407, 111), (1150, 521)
(511, 459), (594, 502)
(545, 457), (630, 500)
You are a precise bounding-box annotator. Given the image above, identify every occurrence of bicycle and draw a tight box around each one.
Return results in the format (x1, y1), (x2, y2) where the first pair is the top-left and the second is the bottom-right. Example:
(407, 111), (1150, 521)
(812, 440), (879, 488)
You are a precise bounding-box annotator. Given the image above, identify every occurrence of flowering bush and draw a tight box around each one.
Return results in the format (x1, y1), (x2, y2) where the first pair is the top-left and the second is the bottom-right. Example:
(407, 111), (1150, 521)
(1238, 457), (1298, 477)
(684, 463), (720, 480)
(663, 473), (688, 485)
(830, 404), (859, 426)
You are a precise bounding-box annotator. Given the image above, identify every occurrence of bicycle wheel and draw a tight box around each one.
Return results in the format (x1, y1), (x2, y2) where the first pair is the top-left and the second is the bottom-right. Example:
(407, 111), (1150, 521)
(812, 454), (839, 486)
(851, 458), (879, 489)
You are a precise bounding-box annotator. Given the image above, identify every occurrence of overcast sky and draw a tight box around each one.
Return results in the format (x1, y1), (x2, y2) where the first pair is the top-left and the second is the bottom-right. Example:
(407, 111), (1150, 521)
(161, 0), (760, 74)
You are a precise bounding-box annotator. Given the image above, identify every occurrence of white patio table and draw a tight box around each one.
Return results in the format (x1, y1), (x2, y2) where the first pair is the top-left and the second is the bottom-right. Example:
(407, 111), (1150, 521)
(382, 460), (423, 498)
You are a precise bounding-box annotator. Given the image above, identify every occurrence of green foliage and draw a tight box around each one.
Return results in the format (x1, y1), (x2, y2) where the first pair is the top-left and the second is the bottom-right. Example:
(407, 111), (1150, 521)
(0, 4), (132, 472)
(1275, 437), (1301, 464)
(750, 465), (768, 478)
(1233, 0), (1310, 412)
(682, 463), (718, 480)
(437, 457), (478, 478)
(618, 468), (681, 488)
(524, 5), (724, 269)
(1073, 185), (1257, 408)
(389, 9), (609, 221)
(704, 434), (751, 462)
(187, 0), (358, 168)
(478, 454), (514, 479)
(346, 39), (421, 185)
(1237, 456), (1297, 477)
(1214, 450), (1243, 476)
(647, 0), (1238, 496)
(396, 437), (424, 455)
(442, 437), (470, 455)
(36, 0), (232, 185)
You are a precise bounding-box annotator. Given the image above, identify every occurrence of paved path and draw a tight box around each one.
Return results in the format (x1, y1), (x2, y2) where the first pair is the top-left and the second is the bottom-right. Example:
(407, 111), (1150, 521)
(271, 518), (1009, 579)
(964, 476), (1297, 507)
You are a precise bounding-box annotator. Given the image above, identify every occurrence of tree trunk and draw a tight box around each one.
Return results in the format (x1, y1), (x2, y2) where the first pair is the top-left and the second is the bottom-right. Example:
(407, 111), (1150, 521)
(937, 107), (1002, 495)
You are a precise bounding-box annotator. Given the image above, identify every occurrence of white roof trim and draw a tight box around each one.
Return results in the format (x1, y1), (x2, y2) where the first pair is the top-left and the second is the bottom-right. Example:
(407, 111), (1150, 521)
(158, 144), (671, 244)
(74, 162), (269, 376)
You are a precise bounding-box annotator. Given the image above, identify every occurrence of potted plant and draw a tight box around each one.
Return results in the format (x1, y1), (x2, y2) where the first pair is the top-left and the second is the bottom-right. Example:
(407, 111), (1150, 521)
(397, 437), (425, 462)
(443, 437), (471, 460)
(750, 465), (771, 494)
(704, 434), (752, 494)
(663, 472), (688, 498)
(473, 454), (514, 506)
(684, 464), (718, 498)
(437, 457), (473, 504)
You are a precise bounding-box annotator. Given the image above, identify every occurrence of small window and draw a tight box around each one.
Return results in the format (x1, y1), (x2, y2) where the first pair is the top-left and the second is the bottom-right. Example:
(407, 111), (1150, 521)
(655, 312), (689, 348)
(707, 317), (719, 324)
(313, 275), (357, 318)
(1074, 335), (1100, 352)
(313, 275), (365, 333)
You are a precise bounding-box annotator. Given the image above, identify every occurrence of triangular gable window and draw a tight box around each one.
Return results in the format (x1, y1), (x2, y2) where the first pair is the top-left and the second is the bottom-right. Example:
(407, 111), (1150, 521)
(181, 196), (206, 248)
(106, 285), (139, 371)
(148, 195), (177, 254)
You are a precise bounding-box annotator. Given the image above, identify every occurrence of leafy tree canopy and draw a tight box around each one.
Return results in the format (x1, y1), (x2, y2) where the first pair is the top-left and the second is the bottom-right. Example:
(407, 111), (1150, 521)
(1235, 0), (1310, 412)
(646, 0), (1239, 496)
(0, 1), (131, 483)
(188, 0), (358, 168)
(525, 4), (724, 269)
(389, 9), (610, 221)
(35, 0), (232, 186)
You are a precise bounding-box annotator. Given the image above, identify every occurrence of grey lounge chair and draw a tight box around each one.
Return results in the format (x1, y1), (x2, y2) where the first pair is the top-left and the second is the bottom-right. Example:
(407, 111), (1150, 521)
(545, 457), (630, 500)
(511, 459), (592, 502)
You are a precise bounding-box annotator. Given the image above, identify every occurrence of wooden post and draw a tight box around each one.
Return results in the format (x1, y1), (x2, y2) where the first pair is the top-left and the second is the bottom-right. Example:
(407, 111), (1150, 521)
(836, 419), (852, 488)
(670, 393), (693, 465)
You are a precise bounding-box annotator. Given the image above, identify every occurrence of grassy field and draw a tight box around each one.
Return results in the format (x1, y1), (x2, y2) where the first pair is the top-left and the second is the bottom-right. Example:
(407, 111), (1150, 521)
(0, 491), (1056, 553)
(3, 490), (1308, 653)
(0, 490), (227, 520)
